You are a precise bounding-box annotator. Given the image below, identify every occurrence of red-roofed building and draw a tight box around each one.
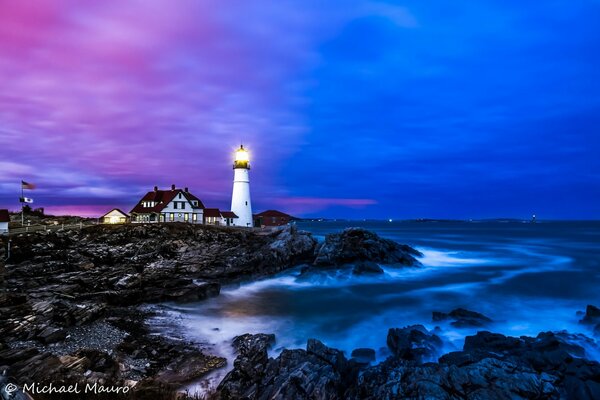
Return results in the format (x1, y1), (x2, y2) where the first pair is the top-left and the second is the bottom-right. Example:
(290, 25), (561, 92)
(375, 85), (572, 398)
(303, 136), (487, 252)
(254, 210), (296, 227)
(221, 211), (239, 227)
(203, 209), (239, 226)
(130, 185), (205, 224)
(0, 209), (9, 235)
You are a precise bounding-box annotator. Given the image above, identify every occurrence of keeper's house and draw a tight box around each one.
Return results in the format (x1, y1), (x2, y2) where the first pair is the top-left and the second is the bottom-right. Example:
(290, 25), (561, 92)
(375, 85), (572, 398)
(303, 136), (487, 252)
(130, 185), (205, 224)
(0, 209), (9, 235)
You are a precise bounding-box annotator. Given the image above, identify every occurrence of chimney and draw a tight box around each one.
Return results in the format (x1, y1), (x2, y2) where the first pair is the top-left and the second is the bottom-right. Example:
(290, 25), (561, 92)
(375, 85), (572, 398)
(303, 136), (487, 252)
(184, 187), (189, 193)
(171, 184), (176, 191)
(153, 186), (158, 192)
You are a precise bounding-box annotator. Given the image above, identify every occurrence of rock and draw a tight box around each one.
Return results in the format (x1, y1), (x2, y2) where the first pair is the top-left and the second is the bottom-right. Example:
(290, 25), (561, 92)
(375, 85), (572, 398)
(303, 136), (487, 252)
(216, 329), (580, 400)
(352, 261), (383, 275)
(580, 305), (600, 325)
(313, 228), (422, 267)
(350, 348), (376, 364)
(462, 331), (524, 356)
(232, 333), (275, 366)
(307, 338), (348, 371)
(433, 308), (493, 327)
(36, 326), (66, 344)
(218, 336), (355, 400)
(386, 325), (443, 363)
(154, 352), (225, 385)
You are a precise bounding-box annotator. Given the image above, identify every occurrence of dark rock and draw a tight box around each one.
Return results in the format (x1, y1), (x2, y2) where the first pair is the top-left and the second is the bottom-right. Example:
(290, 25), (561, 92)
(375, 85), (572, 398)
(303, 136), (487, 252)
(350, 348), (376, 364)
(352, 261), (383, 275)
(580, 304), (600, 325)
(314, 228), (422, 267)
(386, 325), (443, 363)
(433, 308), (493, 327)
(307, 338), (348, 371)
(36, 326), (66, 344)
(463, 331), (524, 355)
(1, 223), (320, 393)
(218, 336), (355, 400)
(232, 333), (275, 366)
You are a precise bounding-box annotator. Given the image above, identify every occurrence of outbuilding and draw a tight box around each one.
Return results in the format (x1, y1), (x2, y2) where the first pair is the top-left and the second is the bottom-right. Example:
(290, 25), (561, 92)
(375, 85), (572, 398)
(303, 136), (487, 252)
(254, 210), (295, 227)
(100, 208), (129, 224)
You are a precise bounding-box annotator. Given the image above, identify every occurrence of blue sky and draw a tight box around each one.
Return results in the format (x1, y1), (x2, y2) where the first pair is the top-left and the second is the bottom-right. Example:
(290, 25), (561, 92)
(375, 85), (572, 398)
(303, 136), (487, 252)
(0, 1), (598, 219)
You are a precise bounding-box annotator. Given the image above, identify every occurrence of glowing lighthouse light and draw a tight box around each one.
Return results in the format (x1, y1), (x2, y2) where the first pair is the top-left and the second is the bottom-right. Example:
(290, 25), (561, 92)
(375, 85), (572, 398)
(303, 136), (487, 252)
(231, 145), (253, 227)
(235, 147), (249, 162)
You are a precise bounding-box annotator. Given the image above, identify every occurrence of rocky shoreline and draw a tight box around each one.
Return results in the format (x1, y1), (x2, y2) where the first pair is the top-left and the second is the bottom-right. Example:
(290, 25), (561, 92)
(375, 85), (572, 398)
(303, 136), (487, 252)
(3, 223), (598, 399)
(0, 224), (420, 399)
(217, 306), (600, 400)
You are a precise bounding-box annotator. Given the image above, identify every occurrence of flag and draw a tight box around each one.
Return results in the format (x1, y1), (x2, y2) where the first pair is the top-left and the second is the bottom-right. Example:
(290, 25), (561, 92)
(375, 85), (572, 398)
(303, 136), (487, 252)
(21, 180), (36, 189)
(20, 197), (34, 203)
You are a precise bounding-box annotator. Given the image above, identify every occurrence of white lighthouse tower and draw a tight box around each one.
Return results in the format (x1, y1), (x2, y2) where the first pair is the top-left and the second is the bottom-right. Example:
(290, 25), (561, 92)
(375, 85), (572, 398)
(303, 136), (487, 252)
(231, 145), (253, 227)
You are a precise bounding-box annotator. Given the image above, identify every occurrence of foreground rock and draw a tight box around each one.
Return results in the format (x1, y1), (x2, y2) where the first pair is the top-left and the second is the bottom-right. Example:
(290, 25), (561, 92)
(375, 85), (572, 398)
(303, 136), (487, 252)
(579, 305), (600, 338)
(0, 223), (316, 398)
(387, 325), (443, 362)
(433, 308), (493, 327)
(218, 336), (360, 400)
(313, 228), (422, 267)
(216, 327), (600, 400)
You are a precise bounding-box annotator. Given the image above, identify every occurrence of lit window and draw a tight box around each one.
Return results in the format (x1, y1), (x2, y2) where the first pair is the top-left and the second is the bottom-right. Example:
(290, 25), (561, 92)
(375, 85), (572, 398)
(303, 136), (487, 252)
(170, 213), (174, 221)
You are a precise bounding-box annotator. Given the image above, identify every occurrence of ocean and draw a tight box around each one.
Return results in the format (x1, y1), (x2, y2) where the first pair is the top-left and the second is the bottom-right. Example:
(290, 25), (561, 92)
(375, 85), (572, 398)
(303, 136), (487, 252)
(149, 220), (600, 392)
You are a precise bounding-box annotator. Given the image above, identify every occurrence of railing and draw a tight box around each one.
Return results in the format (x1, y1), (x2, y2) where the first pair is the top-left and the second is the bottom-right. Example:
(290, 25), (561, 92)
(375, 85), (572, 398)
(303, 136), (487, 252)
(8, 221), (98, 236)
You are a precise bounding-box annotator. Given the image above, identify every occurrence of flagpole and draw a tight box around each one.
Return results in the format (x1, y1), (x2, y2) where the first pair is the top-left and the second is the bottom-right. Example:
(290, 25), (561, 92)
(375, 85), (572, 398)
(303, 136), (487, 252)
(21, 181), (24, 226)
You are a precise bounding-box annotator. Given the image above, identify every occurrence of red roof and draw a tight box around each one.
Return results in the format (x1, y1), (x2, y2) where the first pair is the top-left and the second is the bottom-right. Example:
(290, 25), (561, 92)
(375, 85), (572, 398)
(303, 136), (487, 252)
(203, 208), (222, 218)
(130, 188), (205, 214)
(221, 211), (238, 218)
(0, 209), (9, 223)
(255, 210), (294, 218)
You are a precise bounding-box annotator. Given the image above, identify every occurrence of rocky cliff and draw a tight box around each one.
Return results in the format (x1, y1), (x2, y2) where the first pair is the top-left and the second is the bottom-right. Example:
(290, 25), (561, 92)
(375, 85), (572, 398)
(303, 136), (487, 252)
(0, 224), (424, 399)
(0, 223), (317, 398)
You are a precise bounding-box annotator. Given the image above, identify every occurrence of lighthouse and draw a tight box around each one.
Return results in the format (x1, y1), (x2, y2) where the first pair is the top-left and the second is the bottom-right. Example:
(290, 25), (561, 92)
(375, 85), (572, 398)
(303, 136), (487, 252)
(231, 145), (253, 227)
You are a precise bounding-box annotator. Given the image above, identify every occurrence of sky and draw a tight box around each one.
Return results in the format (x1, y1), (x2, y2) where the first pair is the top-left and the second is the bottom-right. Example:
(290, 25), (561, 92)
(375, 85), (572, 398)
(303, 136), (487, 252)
(0, 1), (599, 219)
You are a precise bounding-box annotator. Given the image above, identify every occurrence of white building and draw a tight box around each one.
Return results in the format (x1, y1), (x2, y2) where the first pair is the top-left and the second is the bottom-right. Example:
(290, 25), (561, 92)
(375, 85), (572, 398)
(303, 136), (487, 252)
(231, 145), (254, 227)
(203, 209), (239, 226)
(130, 185), (205, 223)
(0, 209), (9, 235)
(100, 208), (129, 224)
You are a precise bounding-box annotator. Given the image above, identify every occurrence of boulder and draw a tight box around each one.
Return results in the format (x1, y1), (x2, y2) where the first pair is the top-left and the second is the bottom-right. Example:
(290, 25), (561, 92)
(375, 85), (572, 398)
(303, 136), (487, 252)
(433, 308), (493, 327)
(580, 305), (600, 325)
(386, 325), (443, 363)
(218, 337), (354, 400)
(350, 348), (376, 364)
(314, 228), (422, 267)
(36, 326), (66, 344)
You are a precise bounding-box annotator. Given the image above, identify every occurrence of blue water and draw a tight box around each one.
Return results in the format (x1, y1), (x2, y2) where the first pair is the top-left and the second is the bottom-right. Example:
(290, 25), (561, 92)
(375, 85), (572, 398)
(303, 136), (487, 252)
(150, 220), (600, 391)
